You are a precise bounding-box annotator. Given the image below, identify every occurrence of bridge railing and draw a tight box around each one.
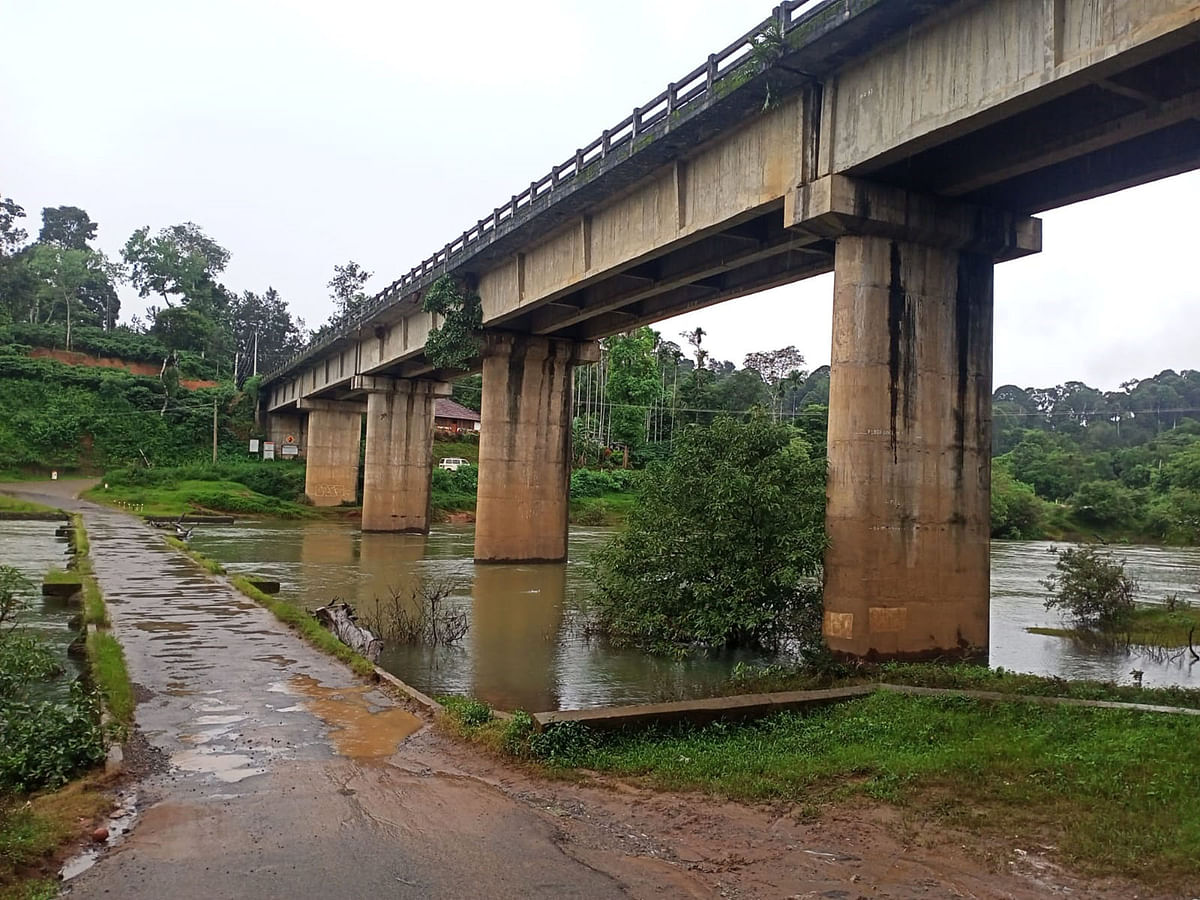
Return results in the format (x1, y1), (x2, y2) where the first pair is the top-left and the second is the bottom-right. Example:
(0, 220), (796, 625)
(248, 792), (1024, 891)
(266, 0), (827, 382)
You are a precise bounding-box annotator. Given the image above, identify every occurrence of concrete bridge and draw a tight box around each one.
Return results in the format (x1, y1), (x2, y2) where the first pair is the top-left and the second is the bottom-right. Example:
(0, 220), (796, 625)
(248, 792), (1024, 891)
(261, 0), (1200, 660)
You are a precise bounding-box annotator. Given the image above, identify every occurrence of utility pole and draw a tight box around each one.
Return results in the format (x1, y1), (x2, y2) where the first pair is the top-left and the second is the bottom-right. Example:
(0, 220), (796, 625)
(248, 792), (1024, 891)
(253, 329), (259, 376)
(212, 398), (218, 464)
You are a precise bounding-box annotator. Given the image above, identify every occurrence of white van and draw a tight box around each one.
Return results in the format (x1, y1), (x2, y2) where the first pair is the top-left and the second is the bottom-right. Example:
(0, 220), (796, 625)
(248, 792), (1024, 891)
(439, 457), (469, 471)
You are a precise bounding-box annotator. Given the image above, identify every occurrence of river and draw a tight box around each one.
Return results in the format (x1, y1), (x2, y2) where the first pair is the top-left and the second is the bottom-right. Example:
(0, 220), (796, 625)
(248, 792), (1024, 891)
(0, 519), (83, 685)
(184, 521), (1200, 711)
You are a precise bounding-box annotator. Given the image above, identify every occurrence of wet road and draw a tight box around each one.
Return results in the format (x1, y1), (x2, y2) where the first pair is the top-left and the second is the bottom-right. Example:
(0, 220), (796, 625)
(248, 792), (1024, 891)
(5, 483), (634, 899)
(0, 481), (1164, 899)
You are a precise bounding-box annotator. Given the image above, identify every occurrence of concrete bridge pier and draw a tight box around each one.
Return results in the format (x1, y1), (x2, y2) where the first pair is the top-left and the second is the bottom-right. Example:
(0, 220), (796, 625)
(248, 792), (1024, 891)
(474, 333), (600, 563)
(353, 375), (451, 533)
(297, 398), (365, 507)
(266, 412), (305, 455)
(791, 176), (1042, 661)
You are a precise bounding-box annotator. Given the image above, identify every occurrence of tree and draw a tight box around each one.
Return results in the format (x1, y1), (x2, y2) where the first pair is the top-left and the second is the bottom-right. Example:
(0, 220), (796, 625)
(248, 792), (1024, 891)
(422, 275), (482, 370)
(24, 244), (117, 347)
(1070, 480), (1140, 528)
(228, 287), (306, 379)
(990, 464), (1044, 538)
(604, 328), (661, 454)
(326, 261), (372, 328)
(122, 222), (230, 312)
(1041, 545), (1137, 633)
(38, 206), (97, 250)
(149, 305), (216, 353)
(0, 197), (28, 256)
(591, 414), (827, 652)
(743, 345), (806, 420)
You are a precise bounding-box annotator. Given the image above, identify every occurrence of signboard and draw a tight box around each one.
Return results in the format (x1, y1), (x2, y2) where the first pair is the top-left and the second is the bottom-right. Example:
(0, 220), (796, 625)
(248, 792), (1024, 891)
(281, 444), (299, 458)
(249, 439), (260, 453)
(263, 441), (275, 461)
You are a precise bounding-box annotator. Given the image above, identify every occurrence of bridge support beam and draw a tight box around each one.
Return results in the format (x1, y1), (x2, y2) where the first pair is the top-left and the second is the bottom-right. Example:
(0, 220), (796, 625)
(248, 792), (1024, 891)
(475, 334), (600, 563)
(353, 375), (452, 533)
(792, 176), (1041, 661)
(297, 399), (365, 507)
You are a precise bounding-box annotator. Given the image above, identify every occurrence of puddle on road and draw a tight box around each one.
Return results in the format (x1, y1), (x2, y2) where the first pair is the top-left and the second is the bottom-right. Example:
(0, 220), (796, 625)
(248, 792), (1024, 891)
(254, 653), (298, 669)
(60, 792), (140, 882)
(282, 674), (422, 760)
(132, 620), (195, 633)
(172, 748), (268, 783)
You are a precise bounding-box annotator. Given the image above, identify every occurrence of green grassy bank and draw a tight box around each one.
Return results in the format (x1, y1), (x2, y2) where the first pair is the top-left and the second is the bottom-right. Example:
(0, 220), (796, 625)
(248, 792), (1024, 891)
(445, 682), (1200, 890)
(1029, 604), (1200, 648)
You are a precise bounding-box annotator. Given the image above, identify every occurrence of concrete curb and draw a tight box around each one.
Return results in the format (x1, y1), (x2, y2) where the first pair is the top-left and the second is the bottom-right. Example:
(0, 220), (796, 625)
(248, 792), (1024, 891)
(373, 666), (444, 714)
(532, 685), (876, 732)
(877, 683), (1200, 716)
(86, 623), (125, 777)
(530, 682), (1200, 732)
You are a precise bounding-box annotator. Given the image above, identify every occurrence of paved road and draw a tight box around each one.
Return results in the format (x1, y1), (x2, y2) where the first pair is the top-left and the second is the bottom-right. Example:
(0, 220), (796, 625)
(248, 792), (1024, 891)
(2, 481), (1154, 899)
(6, 483), (642, 899)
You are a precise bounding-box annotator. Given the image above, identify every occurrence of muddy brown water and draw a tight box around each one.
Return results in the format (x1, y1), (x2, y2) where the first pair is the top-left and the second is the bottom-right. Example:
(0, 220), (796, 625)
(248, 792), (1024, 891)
(186, 522), (1200, 711)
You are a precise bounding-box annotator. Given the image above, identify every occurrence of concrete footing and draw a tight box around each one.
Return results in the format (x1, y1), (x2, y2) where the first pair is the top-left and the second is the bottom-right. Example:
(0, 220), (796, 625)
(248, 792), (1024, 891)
(474, 333), (599, 563)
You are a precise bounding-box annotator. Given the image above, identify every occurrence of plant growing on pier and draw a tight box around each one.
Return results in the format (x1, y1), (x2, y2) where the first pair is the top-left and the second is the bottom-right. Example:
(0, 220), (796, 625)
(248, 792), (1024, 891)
(422, 276), (482, 371)
(590, 413), (826, 653)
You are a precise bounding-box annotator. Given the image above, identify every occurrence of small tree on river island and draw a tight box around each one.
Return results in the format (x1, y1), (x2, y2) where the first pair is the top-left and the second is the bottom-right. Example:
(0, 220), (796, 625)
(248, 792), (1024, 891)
(1041, 545), (1137, 634)
(590, 414), (826, 653)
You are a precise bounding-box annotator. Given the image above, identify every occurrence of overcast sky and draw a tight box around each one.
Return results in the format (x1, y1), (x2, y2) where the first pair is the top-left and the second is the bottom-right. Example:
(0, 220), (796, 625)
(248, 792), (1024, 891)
(4, 0), (1196, 392)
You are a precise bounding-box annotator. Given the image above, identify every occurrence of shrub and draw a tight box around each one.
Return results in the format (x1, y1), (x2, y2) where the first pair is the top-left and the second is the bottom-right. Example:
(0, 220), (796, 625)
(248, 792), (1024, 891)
(441, 696), (493, 728)
(591, 414), (826, 652)
(527, 722), (599, 767)
(1041, 545), (1137, 633)
(0, 567), (104, 792)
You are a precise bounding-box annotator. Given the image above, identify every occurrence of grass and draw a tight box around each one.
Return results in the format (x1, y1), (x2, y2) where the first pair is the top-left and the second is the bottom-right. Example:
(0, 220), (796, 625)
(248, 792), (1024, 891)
(165, 536), (225, 574)
(83, 479), (315, 519)
(0, 777), (110, 896)
(0, 495), (61, 517)
(569, 492), (635, 526)
(1030, 605), (1200, 649)
(431, 437), (480, 466)
(84, 631), (133, 728)
(41, 568), (81, 586)
(718, 660), (1200, 710)
(229, 575), (376, 677)
(0, 517), (129, 898)
(447, 690), (1200, 888)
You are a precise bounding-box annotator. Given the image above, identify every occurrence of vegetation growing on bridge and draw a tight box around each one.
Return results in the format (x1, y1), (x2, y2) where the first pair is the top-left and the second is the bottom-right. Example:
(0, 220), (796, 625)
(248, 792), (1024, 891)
(421, 275), (483, 371)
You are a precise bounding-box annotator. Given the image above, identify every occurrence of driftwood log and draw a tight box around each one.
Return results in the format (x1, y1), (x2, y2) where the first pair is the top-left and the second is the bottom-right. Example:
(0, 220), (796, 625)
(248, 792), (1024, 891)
(314, 601), (382, 662)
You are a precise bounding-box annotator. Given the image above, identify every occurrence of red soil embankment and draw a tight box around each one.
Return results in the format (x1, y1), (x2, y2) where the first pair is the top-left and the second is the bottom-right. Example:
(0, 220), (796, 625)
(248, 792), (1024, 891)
(28, 347), (219, 389)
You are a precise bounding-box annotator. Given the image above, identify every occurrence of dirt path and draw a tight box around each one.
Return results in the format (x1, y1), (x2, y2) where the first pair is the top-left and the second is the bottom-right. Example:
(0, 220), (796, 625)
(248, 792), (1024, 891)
(0, 481), (1164, 898)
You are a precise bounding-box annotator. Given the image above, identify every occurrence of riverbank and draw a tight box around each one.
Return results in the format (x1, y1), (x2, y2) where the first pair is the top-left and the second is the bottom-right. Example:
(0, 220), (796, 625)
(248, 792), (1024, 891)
(1029, 603), (1200, 648)
(1, 513), (133, 898)
(445, 678), (1200, 891)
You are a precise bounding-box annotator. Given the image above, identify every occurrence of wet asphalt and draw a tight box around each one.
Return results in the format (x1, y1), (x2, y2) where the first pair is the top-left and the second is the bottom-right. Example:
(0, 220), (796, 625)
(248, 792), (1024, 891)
(5, 483), (629, 899)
